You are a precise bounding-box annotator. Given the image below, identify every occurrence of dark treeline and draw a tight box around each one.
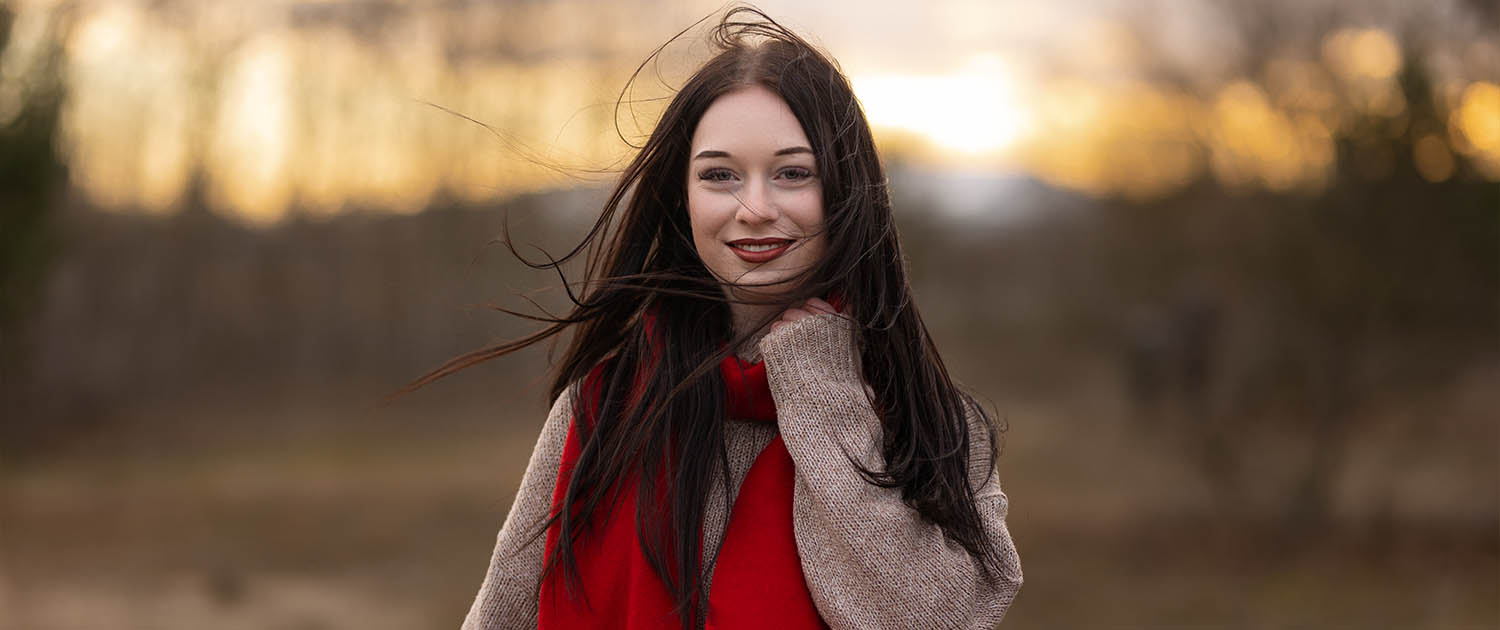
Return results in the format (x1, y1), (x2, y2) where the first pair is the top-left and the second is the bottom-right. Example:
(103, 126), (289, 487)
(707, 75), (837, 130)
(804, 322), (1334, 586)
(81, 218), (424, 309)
(4, 186), (605, 441)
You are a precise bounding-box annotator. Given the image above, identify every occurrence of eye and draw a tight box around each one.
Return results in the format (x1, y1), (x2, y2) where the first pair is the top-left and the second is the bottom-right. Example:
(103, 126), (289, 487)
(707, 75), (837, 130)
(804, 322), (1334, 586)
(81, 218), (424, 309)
(698, 168), (736, 182)
(778, 166), (815, 181)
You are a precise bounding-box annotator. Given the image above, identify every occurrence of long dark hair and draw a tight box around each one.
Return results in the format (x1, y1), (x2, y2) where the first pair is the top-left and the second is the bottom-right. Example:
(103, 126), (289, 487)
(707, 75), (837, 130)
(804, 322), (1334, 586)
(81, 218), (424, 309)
(402, 6), (1004, 629)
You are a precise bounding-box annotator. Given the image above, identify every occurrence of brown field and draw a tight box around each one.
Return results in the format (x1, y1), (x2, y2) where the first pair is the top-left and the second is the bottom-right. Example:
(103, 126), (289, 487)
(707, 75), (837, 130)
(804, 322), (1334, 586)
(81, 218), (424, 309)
(5, 364), (1494, 630)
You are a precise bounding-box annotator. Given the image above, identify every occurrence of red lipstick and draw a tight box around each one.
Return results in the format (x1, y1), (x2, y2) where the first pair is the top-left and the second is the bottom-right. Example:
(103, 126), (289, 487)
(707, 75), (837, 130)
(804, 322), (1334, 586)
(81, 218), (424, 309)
(728, 238), (794, 263)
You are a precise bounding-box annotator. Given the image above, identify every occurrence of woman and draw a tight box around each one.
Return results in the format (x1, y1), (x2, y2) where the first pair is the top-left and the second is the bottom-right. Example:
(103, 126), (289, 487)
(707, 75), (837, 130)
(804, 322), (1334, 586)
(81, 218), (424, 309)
(428, 7), (1022, 629)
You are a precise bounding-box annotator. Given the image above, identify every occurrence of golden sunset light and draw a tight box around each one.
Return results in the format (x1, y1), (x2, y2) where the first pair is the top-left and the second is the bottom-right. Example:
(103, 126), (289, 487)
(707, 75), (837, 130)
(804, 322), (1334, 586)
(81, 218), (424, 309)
(7, 1), (1500, 222)
(853, 54), (1030, 160)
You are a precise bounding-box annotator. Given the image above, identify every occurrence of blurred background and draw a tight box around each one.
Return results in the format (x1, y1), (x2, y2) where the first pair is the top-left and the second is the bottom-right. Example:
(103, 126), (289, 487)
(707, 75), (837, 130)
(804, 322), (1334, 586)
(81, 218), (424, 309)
(1, 0), (1496, 628)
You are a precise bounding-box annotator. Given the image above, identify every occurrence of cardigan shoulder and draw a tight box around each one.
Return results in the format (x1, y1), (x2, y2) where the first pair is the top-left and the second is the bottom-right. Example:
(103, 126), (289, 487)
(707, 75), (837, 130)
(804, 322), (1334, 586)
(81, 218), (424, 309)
(460, 384), (577, 630)
(759, 313), (1023, 629)
(460, 382), (777, 630)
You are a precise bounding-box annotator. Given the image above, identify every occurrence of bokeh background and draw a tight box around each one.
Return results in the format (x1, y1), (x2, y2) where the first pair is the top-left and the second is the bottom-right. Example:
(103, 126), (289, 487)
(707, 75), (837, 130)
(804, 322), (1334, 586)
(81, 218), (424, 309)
(2, 0), (1496, 628)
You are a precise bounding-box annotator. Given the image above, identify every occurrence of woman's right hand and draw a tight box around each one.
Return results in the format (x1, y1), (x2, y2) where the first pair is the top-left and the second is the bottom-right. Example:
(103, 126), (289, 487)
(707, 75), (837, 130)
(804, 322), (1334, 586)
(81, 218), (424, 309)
(770, 296), (838, 331)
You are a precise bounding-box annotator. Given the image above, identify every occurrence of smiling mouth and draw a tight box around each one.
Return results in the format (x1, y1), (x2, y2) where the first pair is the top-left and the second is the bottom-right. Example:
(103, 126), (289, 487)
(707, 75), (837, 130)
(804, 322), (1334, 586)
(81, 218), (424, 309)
(728, 238), (795, 262)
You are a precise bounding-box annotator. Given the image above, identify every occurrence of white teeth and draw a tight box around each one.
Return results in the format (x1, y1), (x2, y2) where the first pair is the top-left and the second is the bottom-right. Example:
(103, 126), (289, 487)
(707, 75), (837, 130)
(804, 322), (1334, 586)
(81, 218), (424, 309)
(732, 242), (787, 252)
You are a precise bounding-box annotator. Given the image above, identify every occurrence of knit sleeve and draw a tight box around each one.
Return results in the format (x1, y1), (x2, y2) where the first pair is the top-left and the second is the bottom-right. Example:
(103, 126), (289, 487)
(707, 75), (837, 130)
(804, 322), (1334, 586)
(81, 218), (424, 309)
(759, 315), (1023, 629)
(460, 386), (575, 630)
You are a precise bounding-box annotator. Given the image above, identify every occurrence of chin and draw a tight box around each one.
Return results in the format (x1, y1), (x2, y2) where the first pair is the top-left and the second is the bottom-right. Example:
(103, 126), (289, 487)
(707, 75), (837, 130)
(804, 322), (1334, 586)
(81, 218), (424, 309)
(722, 272), (802, 298)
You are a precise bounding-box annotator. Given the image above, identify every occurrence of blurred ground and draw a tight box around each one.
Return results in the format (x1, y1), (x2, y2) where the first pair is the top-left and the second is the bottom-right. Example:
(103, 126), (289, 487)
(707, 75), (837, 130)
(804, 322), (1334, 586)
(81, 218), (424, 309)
(4, 357), (1494, 629)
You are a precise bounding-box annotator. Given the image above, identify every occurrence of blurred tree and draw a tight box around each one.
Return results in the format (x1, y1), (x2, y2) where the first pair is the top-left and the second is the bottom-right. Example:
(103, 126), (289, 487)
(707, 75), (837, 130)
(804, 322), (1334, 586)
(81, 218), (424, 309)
(1103, 27), (1498, 531)
(0, 6), (67, 429)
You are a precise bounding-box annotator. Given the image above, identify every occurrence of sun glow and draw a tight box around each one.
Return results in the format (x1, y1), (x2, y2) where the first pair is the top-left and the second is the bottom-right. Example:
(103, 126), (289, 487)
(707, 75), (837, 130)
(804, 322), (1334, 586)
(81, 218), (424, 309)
(15, 2), (1500, 225)
(853, 55), (1030, 159)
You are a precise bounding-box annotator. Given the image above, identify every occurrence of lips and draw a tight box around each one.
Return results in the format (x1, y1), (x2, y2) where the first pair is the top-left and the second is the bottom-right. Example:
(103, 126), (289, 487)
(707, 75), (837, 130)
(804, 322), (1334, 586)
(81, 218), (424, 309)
(728, 238), (795, 263)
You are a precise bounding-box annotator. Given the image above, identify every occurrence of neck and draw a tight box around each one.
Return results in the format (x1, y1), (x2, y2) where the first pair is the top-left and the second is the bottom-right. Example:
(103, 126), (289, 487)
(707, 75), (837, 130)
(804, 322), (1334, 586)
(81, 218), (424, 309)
(726, 294), (782, 361)
(729, 300), (779, 340)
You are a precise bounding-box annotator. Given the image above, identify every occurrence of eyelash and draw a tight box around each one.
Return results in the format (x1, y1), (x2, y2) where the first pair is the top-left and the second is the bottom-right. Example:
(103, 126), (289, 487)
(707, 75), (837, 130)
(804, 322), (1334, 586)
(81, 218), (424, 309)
(697, 167), (816, 182)
(780, 167), (814, 181)
(699, 168), (735, 182)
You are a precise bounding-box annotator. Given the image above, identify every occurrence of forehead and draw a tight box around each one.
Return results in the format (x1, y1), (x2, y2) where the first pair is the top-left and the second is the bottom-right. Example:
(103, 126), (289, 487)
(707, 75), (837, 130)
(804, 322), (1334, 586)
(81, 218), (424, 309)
(690, 84), (811, 153)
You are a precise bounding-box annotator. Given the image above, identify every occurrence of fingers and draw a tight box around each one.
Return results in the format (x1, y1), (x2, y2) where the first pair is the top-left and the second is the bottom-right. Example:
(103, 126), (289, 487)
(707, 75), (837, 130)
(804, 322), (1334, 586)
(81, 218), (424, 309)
(773, 297), (836, 331)
(804, 297), (836, 315)
(779, 306), (814, 323)
(769, 296), (840, 335)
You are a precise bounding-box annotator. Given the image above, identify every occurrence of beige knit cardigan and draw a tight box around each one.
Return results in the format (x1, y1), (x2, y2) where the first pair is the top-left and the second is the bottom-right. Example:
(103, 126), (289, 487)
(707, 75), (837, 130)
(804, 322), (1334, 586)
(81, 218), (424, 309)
(461, 314), (1023, 629)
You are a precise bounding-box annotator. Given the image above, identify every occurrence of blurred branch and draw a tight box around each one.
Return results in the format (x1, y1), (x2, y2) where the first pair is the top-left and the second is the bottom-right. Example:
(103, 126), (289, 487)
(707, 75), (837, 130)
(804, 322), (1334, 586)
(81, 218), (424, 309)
(1, 5), (69, 447)
(0, 6), (67, 344)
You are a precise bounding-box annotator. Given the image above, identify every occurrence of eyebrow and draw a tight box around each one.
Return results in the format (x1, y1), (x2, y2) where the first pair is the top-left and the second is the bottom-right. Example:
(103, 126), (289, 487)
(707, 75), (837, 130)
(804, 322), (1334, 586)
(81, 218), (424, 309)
(692, 146), (813, 160)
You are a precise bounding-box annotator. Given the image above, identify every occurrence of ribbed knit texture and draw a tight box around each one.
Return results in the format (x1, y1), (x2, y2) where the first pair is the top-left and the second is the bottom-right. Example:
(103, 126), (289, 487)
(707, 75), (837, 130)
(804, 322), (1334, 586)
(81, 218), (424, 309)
(461, 314), (1022, 629)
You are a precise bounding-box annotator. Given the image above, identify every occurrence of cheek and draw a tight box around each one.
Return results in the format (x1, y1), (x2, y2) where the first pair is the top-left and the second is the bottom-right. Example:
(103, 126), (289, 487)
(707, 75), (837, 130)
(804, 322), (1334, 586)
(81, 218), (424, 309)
(685, 190), (712, 236)
(787, 189), (826, 234)
(788, 194), (828, 263)
(803, 231), (830, 264)
(686, 190), (726, 257)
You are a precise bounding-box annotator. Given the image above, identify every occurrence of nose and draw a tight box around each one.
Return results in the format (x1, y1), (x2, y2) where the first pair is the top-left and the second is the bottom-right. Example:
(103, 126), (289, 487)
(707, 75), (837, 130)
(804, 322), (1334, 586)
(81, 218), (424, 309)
(734, 177), (780, 225)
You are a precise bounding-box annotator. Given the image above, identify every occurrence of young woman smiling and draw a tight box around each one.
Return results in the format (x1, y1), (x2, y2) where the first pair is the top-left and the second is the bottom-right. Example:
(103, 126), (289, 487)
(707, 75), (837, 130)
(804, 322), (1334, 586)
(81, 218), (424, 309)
(419, 7), (1024, 630)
